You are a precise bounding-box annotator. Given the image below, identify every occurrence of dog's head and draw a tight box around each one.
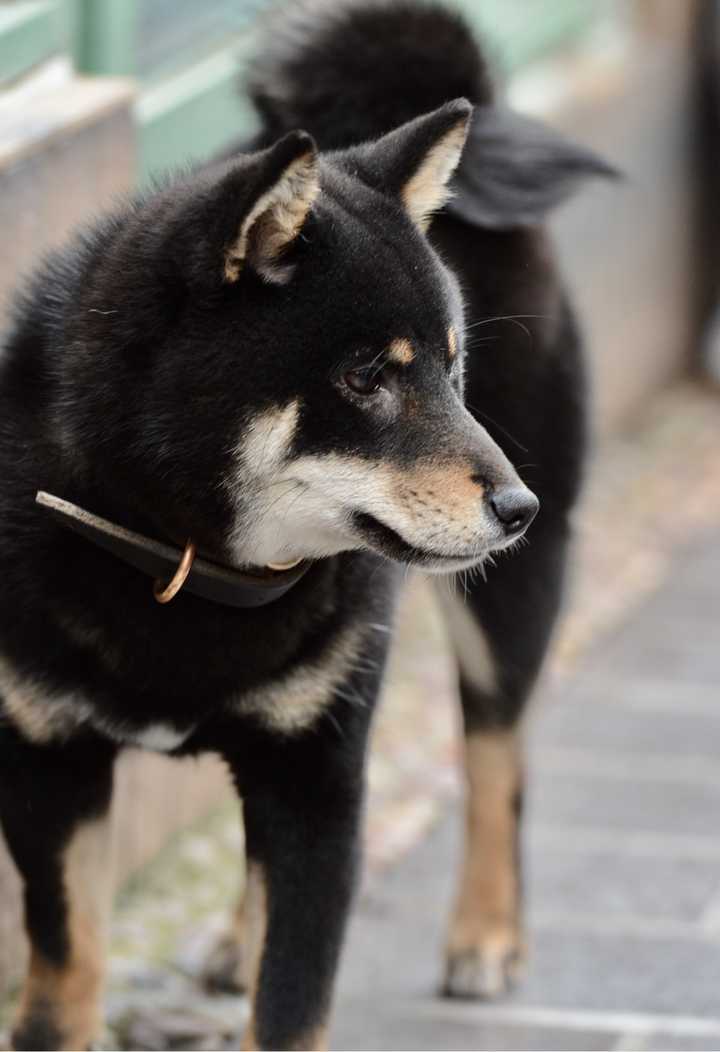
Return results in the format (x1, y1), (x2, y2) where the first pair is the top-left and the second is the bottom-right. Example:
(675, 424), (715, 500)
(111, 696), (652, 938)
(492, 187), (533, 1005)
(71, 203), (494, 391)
(67, 101), (536, 573)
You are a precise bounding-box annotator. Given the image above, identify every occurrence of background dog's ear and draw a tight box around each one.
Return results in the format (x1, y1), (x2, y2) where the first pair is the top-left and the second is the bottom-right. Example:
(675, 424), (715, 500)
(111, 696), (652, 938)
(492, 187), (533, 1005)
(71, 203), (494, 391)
(447, 106), (618, 229)
(210, 131), (319, 284)
(349, 99), (472, 232)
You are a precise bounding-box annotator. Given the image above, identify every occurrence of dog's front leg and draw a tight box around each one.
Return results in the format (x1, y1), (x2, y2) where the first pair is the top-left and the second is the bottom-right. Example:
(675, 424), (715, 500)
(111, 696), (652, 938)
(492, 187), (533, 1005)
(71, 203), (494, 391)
(226, 726), (366, 1052)
(0, 729), (117, 1052)
(438, 519), (571, 999)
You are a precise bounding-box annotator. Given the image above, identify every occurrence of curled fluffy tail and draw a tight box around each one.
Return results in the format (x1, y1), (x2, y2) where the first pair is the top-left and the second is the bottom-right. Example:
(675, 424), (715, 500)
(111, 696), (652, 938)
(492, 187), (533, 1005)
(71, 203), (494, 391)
(247, 0), (494, 150)
(248, 0), (616, 230)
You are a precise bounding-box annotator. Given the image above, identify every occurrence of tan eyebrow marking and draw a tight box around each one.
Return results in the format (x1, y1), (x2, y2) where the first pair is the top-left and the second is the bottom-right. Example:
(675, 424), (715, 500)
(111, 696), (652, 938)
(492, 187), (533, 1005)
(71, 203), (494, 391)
(388, 337), (415, 366)
(448, 326), (458, 359)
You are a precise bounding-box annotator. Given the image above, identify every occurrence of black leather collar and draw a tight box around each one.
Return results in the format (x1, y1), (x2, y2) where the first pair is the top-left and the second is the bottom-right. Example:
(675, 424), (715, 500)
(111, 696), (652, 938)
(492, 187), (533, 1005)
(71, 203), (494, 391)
(36, 491), (312, 609)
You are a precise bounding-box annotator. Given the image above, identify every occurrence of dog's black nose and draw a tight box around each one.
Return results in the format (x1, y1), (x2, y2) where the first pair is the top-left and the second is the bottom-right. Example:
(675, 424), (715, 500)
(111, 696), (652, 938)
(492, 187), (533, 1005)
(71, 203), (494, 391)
(489, 487), (539, 536)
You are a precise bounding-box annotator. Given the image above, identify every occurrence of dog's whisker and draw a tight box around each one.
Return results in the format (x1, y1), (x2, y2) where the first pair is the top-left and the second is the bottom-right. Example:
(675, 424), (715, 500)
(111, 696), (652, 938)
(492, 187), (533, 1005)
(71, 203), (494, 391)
(334, 686), (369, 709)
(346, 658), (379, 676)
(465, 403), (529, 453)
(323, 709), (345, 737)
(463, 313), (551, 332)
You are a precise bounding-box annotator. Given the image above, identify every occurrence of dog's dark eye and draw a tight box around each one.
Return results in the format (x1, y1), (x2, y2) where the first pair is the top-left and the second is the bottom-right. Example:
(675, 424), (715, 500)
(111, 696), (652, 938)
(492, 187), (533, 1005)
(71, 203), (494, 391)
(343, 366), (384, 396)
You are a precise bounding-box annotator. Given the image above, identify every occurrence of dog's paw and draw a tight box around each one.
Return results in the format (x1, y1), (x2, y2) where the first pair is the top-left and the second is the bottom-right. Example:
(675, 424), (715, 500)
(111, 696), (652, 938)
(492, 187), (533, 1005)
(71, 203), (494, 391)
(202, 930), (247, 994)
(442, 930), (525, 1000)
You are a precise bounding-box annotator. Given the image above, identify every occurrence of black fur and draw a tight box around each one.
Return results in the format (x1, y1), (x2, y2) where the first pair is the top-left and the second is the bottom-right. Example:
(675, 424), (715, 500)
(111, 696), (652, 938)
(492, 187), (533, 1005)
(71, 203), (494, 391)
(0, 2), (604, 1047)
(248, 1), (495, 146)
(11, 1004), (63, 1052)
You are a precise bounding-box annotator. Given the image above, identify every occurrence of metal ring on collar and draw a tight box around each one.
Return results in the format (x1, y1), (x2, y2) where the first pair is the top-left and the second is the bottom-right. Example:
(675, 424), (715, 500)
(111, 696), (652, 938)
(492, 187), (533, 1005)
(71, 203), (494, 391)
(154, 540), (196, 604)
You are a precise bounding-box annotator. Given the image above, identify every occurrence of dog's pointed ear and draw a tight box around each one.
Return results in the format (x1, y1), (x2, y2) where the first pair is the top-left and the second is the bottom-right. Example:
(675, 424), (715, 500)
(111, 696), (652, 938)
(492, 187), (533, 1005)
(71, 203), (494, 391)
(448, 106), (618, 229)
(350, 99), (472, 232)
(213, 131), (319, 284)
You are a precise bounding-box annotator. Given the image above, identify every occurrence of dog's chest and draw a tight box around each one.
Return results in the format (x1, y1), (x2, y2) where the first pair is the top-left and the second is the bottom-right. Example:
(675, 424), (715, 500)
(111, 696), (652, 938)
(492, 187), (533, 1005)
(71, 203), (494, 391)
(0, 620), (366, 749)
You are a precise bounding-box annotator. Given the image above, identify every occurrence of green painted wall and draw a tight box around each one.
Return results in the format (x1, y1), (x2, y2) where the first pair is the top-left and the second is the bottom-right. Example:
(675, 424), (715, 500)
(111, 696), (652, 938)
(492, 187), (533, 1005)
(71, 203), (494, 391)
(0, 0), (67, 85)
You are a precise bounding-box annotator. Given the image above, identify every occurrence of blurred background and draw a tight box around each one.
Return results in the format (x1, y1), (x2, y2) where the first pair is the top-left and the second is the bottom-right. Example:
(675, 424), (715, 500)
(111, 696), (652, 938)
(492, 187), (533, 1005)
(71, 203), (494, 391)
(1, 1), (719, 1049)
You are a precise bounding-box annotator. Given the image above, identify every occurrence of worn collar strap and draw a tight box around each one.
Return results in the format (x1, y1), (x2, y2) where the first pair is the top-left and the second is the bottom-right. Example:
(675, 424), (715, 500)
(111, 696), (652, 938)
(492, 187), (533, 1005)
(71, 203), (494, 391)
(36, 491), (312, 609)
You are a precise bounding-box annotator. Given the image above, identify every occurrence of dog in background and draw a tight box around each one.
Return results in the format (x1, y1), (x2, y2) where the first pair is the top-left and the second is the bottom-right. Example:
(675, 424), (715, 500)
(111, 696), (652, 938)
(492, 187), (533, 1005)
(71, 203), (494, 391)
(0, 2), (610, 1049)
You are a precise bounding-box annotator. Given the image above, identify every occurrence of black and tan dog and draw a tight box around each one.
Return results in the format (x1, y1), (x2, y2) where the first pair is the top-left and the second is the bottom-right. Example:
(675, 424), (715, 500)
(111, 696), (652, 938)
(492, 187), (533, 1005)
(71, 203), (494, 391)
(0, 2), (611, 1049)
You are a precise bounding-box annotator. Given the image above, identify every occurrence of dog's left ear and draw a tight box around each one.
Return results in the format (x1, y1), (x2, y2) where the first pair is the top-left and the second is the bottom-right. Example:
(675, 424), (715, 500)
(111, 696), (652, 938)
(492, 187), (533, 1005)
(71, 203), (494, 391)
(349, 99), (473, 233)
(222, 130), (320, 283)
(447, 106), (618, 229)
(187, 130), (319, 286)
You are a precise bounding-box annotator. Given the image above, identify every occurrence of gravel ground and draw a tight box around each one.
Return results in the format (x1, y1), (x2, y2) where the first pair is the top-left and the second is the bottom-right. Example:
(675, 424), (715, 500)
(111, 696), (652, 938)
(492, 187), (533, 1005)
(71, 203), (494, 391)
(1, 380), (719, 1050)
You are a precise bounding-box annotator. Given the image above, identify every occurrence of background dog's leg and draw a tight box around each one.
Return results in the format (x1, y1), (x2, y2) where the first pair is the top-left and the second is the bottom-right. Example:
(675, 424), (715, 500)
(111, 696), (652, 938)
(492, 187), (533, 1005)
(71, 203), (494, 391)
(436, 520), (570, 999)
(0, 731), (116, 1051)
(227, 731), (366, 1052)
(203, 880), (249, 993)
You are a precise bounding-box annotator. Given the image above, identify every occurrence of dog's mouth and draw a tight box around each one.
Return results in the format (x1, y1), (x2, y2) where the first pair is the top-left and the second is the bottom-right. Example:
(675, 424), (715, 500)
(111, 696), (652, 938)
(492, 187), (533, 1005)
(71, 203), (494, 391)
(351, 511), (486, 573)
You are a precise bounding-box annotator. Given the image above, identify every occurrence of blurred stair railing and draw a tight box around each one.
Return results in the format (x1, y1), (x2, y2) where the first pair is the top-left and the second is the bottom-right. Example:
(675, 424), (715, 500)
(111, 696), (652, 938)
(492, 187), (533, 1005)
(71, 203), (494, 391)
(0, 0), (68, 86)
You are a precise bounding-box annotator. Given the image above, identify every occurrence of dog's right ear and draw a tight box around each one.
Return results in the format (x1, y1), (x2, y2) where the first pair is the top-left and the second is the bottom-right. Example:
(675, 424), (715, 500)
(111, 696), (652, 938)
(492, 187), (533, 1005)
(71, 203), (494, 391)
(190, 131), (319, 285)
(345, 100), (473, 233)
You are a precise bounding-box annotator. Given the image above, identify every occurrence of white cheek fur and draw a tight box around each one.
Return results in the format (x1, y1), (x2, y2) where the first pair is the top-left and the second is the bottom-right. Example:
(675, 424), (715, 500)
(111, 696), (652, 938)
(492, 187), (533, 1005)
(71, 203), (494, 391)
(224, 397), (508, 567)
